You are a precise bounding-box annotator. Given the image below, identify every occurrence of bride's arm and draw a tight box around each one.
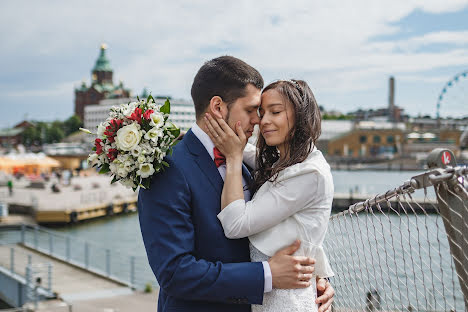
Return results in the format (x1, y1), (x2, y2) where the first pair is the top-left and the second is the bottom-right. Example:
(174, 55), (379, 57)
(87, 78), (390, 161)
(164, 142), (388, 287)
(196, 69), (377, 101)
(203, 114), (247, 210)
(218, 172), (325, 239)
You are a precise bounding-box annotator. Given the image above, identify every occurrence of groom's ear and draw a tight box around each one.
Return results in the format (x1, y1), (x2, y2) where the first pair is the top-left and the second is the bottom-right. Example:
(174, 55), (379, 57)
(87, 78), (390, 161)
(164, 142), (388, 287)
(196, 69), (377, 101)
(208, 96), (227, 119)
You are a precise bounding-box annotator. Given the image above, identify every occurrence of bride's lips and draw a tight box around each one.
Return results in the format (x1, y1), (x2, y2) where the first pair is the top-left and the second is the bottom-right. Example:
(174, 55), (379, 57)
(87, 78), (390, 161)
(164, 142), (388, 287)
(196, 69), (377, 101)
(262, 130), (276, 136)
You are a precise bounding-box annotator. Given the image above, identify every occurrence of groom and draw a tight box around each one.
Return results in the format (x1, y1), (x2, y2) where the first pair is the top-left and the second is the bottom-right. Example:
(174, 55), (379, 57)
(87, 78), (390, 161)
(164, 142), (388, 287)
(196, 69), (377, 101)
(138, 56), (334, 312)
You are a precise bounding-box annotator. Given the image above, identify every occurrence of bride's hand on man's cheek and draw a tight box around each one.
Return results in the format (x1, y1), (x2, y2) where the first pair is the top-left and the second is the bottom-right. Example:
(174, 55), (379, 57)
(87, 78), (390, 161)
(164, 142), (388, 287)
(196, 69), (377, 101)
(204, 114), (246, 159)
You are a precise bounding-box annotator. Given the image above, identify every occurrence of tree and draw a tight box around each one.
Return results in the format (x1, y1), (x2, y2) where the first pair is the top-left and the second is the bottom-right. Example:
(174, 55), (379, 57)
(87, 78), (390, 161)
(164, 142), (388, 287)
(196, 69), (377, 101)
(63, 115), (83, 136)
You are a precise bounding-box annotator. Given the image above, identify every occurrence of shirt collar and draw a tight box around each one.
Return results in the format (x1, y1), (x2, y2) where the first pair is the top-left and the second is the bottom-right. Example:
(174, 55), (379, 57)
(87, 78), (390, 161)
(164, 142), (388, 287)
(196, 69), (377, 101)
(191, 122), (215, 160)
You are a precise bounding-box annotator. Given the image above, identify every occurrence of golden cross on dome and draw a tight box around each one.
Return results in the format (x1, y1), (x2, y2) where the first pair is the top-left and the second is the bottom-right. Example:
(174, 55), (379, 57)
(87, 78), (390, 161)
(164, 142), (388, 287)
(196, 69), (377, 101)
(101, 43), (108, 50)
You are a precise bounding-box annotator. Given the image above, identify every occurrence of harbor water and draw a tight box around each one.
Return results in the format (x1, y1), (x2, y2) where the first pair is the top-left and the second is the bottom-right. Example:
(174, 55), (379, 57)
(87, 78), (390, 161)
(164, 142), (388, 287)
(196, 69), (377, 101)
(1, 170), (463, 309)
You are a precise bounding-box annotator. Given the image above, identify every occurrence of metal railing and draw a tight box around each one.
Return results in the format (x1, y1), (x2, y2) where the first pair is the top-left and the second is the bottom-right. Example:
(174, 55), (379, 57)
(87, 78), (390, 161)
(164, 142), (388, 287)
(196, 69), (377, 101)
(324, 149), (467, 311)
(0, 224), (155, 291)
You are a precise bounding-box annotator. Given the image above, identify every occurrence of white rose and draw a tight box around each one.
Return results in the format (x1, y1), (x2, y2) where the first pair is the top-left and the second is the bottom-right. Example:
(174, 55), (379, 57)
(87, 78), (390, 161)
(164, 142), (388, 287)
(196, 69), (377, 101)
(149, 112), (164, 128)
(144, 127), (163, 142)
(115, 123), (142, 151)
(137, 163), (155, 179)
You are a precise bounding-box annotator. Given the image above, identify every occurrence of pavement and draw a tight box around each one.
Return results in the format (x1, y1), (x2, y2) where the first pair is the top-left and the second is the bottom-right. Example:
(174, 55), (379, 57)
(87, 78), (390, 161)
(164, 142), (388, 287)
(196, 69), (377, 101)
(0, 244), (159, 312)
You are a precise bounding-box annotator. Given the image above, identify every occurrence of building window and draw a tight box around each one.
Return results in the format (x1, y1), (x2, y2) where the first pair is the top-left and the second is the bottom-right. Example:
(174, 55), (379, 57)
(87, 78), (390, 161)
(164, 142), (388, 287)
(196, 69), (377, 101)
(387, 135), (394, 143)
(373, 135), (381, 143)
(359, 135), (367, 143)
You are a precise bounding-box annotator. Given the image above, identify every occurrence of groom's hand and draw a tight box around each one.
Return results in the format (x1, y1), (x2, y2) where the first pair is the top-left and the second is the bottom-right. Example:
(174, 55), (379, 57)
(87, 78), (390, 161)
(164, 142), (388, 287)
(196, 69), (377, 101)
(268, 240), (315, 289)
(316, 278), (334, 312)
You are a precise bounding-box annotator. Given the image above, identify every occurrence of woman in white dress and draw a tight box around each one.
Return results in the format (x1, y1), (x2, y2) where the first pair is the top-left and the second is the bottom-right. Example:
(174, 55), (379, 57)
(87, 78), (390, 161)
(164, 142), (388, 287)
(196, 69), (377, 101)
(204, 79), (334, 312)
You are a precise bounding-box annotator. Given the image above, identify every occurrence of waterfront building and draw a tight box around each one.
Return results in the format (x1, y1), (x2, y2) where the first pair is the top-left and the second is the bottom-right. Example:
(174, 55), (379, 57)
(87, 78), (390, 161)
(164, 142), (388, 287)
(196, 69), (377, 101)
(0, 121), (34, 148)
(316, 120), (354, 154)
(43, 143), (89, 170)
(74, 44), (131, 122)
(328, 128), (404, 158)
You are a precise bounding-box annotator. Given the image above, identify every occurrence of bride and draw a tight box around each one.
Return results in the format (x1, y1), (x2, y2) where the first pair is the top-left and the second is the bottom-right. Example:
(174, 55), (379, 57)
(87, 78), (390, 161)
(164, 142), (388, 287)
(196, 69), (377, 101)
(204, 79), (334, 312)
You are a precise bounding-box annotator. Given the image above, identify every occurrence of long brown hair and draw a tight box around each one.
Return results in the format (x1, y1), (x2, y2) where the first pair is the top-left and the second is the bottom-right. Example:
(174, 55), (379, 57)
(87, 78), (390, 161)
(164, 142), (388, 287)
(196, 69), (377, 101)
(251, 80), (321, 194)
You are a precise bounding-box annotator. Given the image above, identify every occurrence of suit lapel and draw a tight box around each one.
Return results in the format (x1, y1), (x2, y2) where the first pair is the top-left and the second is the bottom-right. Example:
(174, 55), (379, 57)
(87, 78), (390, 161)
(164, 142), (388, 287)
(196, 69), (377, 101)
(184, 130), (224, 195)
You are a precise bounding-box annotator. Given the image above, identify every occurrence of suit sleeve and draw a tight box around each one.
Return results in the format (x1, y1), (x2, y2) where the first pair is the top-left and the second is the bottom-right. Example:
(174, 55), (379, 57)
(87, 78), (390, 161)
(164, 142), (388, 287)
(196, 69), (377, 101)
(138, 157), (264, 304)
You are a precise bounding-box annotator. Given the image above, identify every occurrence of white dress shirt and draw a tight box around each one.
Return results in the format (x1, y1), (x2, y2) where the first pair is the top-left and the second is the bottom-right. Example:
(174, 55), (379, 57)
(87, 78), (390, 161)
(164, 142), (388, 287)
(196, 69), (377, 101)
(218, 143), (335, 278)
(191, 123), (273, 292)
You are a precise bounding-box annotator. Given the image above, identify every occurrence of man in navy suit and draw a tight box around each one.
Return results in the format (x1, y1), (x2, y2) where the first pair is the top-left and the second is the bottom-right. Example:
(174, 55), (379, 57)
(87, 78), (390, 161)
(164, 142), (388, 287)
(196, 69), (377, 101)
(138, 56), (334, 312)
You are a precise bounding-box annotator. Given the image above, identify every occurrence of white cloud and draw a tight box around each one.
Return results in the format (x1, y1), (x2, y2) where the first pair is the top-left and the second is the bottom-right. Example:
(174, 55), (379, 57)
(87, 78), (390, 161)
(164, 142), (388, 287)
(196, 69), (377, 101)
(0, 0), (467, 121)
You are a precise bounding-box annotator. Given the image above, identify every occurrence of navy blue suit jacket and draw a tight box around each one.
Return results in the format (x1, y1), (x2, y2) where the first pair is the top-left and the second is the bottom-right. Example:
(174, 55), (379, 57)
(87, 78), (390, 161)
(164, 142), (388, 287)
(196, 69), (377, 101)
(138, 129), (264, 312)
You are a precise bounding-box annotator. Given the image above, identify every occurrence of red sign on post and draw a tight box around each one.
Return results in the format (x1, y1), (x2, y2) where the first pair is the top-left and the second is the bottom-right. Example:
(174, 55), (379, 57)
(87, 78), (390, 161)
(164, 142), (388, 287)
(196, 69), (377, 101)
(441, 151), (452, 165)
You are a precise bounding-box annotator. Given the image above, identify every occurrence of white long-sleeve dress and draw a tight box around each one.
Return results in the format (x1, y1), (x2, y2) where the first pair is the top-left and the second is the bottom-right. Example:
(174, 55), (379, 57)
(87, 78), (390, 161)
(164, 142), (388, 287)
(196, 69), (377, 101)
(217, 144), (335, 312)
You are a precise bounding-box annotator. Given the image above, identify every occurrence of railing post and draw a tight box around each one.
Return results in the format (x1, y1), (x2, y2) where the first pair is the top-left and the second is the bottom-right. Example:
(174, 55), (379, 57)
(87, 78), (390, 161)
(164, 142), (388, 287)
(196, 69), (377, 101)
(106, 249), (111, 276)
(66, 236), (71, 261)
(49, 232), (53, 255)
(48, 263), (53, 293)
(130, 256), (135, 287)
(84, 242), (89, 269)
(34, 226), (38, 249)
(25, 265), (32, 302)
(10, 247), (14, 274)
(21, 224), (25, 244)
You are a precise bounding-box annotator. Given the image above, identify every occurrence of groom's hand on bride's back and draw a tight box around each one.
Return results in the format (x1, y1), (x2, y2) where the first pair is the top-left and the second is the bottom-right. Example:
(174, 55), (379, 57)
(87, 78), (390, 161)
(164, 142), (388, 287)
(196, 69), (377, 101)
(268, 240), (315, 289)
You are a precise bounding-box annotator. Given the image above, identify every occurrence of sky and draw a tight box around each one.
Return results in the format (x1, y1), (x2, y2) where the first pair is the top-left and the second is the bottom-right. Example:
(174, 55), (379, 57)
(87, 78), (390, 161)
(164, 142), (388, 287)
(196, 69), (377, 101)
(1, 0), (468, 129)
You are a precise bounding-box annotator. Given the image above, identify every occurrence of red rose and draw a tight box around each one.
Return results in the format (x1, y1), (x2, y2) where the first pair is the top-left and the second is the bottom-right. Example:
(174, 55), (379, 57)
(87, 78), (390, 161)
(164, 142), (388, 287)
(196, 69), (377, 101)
(107, 148), (118, 162)
(128, 107), (143, 123)
(95, 138), (103, 155)
(143, 109), (154, 120)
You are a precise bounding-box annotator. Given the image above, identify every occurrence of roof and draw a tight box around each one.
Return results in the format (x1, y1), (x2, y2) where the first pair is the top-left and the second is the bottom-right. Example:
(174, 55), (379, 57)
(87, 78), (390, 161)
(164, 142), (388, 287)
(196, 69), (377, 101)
(0, 128), (24, 137)
(92, 44), (112, 72)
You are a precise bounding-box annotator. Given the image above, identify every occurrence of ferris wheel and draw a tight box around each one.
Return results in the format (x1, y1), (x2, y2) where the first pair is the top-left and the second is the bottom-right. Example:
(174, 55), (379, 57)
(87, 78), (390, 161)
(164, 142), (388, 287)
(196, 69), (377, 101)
(436, 70), (468, 119)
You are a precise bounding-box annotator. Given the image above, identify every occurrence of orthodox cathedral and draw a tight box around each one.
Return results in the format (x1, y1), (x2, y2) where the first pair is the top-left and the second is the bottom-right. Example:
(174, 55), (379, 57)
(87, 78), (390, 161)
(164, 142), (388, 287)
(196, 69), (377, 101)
(74, 44), (131, 121)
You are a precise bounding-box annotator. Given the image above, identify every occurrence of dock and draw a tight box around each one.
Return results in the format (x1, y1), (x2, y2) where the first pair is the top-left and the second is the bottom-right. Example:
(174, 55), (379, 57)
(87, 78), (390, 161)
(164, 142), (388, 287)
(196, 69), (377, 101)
(2, 175), (137, 224)
(0, 224), (158, 311)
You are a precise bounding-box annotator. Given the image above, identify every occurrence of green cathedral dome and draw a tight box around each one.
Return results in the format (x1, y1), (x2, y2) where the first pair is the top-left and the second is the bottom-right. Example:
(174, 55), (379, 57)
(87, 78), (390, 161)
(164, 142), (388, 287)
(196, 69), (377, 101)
(92, 44), (113, 72)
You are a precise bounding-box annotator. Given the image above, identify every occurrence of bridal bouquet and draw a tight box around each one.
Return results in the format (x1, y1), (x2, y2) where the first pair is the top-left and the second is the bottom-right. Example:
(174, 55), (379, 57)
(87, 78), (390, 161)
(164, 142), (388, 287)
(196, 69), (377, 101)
(81, 95), (180, 191)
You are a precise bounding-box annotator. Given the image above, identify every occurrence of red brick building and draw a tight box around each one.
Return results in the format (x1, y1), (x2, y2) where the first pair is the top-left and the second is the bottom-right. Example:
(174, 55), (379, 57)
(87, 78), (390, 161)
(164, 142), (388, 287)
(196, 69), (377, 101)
(74, 44), (131, 121)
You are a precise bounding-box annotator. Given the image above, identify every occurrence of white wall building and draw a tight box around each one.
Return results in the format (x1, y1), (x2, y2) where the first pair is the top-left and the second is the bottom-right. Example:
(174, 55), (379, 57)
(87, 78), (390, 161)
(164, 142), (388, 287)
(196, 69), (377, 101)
(84, 97), (196, 132)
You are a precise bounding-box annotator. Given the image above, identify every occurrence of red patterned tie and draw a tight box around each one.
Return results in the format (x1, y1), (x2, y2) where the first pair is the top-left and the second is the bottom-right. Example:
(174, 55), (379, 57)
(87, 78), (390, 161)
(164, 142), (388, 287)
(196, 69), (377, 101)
(213, 147), (226, 168)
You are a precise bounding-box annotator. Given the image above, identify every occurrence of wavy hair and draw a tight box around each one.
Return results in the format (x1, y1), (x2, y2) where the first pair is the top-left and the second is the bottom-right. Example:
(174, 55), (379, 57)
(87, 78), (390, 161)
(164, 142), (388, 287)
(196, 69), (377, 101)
(251, 80), (321, 194)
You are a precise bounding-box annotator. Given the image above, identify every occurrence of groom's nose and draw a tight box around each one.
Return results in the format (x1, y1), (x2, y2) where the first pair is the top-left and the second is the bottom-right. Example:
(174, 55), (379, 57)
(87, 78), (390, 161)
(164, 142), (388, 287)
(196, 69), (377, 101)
(251, 113), (260, 125)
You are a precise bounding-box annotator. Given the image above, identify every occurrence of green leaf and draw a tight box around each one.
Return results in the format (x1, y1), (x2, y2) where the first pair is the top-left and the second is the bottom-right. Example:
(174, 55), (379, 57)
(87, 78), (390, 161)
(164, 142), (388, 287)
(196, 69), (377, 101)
(160, 98), (170, 114)
(169, 126), (180, 139)
(147, 94), (154, 104)
(99, 163), (110, 174)
(161, 161), (169, 167)
(111, 175), (120, 184)
(141, 178), (151, 189)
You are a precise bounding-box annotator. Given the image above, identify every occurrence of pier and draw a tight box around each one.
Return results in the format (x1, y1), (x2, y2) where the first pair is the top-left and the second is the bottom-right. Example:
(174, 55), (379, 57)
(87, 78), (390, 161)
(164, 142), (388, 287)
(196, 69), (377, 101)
(0, 224), (158, 311)
(2, 176), (137, 224)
